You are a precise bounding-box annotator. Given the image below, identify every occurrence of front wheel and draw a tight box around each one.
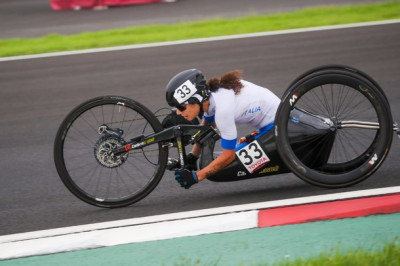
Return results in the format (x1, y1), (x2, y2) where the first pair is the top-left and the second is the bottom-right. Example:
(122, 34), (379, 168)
(275, 66), (393, 188)
(54, 96), (168, 208)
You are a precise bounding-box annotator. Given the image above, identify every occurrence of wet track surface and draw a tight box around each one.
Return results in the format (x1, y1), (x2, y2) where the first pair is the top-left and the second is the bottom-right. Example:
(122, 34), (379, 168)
(0, 1), (399, 236)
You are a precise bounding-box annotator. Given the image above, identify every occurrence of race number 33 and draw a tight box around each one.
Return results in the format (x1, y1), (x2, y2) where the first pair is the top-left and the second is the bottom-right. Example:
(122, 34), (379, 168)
(173, 80), (197, 104)
(236, 140), (270, 174)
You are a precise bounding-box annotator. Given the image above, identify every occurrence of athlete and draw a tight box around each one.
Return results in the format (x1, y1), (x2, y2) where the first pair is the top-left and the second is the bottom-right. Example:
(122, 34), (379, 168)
(165, 69), (281, 189)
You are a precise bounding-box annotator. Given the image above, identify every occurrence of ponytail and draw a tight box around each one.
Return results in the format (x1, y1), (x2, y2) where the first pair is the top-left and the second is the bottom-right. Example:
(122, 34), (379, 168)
(207, 70), (244, 95)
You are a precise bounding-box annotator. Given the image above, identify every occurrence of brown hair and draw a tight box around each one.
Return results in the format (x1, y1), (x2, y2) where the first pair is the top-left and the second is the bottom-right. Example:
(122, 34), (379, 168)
(207, 70), (244, 95)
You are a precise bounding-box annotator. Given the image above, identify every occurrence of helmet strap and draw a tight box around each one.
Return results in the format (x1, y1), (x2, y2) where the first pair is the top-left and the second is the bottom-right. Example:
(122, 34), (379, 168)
(191, 93), (203, 103)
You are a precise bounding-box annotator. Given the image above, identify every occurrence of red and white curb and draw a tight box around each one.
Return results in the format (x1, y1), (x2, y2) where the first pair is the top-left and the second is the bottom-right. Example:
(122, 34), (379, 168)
(258, 192), (400, 227)
(1, 186), (400, 260)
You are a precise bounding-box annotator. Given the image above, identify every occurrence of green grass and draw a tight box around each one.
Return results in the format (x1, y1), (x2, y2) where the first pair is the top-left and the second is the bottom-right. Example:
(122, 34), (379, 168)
(172, 238), (400, 266)
(273, 237), (400, 266)
(1, 1), (400, 57)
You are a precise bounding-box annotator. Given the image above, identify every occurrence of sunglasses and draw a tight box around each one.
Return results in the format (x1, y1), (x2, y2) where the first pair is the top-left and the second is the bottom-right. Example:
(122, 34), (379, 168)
(176, 104), (187, 112)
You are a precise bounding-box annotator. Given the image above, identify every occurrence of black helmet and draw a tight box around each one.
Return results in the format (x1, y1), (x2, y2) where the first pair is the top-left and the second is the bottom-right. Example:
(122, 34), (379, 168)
(166, 69), (209, 109)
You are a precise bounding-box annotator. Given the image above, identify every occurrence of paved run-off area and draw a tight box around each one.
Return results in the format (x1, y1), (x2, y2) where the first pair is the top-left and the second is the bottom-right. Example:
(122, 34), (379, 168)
(1, 212), (399, 266)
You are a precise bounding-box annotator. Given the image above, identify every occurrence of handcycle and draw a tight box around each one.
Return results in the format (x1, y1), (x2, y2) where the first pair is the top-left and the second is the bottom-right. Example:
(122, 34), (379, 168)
(54, 64), (399, 208)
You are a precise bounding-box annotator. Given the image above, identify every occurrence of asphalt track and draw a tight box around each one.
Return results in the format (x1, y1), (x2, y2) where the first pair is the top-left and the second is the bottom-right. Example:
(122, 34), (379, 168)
(1, 21), (399, 237)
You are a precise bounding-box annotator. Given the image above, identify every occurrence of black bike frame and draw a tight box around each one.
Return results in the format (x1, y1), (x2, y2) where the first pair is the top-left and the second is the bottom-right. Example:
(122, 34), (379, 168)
(112, 123), (291, 182)
(113, 108), (341, 182)
(113, 124), (220, 168)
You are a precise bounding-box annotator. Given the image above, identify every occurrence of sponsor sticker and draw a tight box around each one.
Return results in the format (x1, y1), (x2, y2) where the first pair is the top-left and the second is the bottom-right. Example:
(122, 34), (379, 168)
(368, 153), (378, 166)
(289, 93), (298, 106)
(258, 165), (280, 174)
(237, 171), (247, 177)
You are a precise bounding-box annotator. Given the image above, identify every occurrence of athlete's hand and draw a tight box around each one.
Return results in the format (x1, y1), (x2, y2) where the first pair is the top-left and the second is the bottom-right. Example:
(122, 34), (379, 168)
(167, 153), (198, 171)
(185, 153), (199, 171)
(175, 169), (198, 189)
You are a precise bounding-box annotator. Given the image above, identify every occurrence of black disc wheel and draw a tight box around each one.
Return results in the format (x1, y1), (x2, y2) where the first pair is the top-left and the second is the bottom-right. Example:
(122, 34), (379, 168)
(54, 96), (168, 208)
(275, 66), (393, 188)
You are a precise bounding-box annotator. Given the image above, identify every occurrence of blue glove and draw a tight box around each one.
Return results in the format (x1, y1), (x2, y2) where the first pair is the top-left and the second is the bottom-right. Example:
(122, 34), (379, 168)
(175, 169), (198, 189)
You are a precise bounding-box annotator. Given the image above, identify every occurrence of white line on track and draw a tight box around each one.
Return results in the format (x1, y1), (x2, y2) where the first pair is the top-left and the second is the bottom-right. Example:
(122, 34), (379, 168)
(1, 186), (400, 260)
(1, 19), (399, 62)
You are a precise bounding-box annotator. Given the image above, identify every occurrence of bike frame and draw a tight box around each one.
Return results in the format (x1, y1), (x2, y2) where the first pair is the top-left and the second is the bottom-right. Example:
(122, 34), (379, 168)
(112, 107), (350, 182)
(112, 123), (291, 182)
(112, 109), (399, 183)
(113, 124), (220, 168)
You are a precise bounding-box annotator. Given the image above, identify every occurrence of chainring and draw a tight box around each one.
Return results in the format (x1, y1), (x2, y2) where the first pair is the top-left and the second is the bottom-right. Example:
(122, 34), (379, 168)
(94, 134), (128, 168)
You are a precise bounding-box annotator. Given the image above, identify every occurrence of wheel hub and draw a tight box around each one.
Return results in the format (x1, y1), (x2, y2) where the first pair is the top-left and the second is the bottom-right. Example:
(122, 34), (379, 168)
(94, 134), (128, 168)
(330, 116), (338, 132)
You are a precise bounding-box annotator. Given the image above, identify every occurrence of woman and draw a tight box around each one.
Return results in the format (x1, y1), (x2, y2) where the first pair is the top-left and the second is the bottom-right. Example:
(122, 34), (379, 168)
(166, 69), (281, 189)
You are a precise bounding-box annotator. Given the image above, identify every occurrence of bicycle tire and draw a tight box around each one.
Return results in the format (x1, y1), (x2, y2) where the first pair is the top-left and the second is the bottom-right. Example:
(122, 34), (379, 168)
(54, 96), (168, 208)
(275, 67), (393, 188)
(284, 64), (391, 109)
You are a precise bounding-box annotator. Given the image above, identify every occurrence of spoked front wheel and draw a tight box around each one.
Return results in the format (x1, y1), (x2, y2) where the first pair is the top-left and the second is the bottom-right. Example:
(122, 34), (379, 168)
(54, 96), (168, 208)
(275, 66), (393, 188)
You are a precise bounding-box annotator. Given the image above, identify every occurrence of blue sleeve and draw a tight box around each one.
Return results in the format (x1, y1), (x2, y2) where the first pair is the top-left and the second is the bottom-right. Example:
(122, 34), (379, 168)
(221, 138), (237, 150)
(203, 115), (215, 123)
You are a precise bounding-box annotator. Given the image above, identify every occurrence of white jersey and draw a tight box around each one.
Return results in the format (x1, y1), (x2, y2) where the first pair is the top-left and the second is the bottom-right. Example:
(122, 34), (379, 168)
(203, 80), (280, 149)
